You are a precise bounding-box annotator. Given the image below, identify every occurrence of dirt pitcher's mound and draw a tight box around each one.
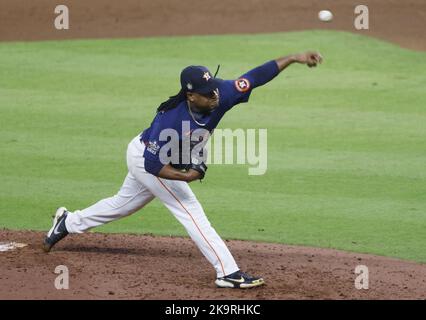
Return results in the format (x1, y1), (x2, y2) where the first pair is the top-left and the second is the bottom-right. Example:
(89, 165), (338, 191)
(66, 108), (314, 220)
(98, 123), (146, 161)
(0, 230), (425, 299)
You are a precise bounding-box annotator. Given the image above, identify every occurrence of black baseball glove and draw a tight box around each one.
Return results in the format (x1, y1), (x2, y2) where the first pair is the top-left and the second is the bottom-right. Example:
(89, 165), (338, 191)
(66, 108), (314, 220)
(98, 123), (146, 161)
(189, 161), (208, 181)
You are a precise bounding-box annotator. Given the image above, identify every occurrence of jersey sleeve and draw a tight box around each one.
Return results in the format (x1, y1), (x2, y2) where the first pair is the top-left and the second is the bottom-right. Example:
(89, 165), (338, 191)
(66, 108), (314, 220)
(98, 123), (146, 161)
(219, 60), (279, 111)
(219, 79), (253, 110)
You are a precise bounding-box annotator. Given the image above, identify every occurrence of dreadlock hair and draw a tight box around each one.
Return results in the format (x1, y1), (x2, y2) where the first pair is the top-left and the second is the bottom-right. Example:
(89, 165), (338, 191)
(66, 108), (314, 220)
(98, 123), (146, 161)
(156, 89), (187, 113)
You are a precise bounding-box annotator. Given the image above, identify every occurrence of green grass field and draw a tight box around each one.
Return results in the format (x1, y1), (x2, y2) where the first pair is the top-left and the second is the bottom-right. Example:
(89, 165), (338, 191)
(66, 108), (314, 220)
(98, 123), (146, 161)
(1, 31), (425, 262)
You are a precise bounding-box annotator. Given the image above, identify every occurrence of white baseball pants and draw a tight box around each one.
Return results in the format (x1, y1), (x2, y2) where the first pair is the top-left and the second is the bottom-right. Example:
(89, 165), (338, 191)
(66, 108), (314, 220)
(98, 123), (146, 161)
(65, 135), (239, 278)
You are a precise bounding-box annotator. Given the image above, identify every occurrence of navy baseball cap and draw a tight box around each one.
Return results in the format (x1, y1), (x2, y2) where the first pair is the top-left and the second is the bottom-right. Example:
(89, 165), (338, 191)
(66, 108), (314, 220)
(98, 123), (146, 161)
(180, 66), (222, 95)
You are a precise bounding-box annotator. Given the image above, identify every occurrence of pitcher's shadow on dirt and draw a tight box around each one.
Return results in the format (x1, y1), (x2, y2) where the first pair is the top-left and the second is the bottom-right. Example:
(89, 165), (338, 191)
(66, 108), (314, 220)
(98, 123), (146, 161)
(59, 243), (199, 259)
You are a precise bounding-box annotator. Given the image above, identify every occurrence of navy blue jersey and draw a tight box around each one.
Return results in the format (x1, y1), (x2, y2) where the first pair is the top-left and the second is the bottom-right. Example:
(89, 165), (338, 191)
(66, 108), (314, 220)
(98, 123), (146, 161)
(141, 60), (279, 176)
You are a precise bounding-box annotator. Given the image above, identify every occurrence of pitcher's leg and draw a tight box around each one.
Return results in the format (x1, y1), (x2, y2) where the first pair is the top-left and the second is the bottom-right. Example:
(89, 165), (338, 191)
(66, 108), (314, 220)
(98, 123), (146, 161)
(132, 170), (239, 278)
(65, 172), (154, 233)
(158, 179), (239, 278)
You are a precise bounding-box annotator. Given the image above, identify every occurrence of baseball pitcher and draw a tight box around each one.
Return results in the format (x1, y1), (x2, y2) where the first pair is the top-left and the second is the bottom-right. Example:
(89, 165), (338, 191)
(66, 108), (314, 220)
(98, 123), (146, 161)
(43, 52), (323, 288)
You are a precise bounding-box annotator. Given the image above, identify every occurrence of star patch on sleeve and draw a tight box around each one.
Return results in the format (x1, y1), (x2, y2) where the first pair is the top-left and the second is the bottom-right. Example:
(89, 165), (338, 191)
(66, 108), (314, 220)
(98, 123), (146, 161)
(234, 78), (251, 92)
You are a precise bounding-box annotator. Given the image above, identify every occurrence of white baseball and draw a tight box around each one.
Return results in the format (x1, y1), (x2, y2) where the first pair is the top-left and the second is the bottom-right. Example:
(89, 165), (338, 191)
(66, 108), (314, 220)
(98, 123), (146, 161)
(318, 10), (333, 22)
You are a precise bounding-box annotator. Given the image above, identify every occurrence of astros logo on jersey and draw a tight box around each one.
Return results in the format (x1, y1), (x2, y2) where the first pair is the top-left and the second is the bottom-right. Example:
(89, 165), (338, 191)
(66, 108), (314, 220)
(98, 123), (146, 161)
(235, 78), (250, 92)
